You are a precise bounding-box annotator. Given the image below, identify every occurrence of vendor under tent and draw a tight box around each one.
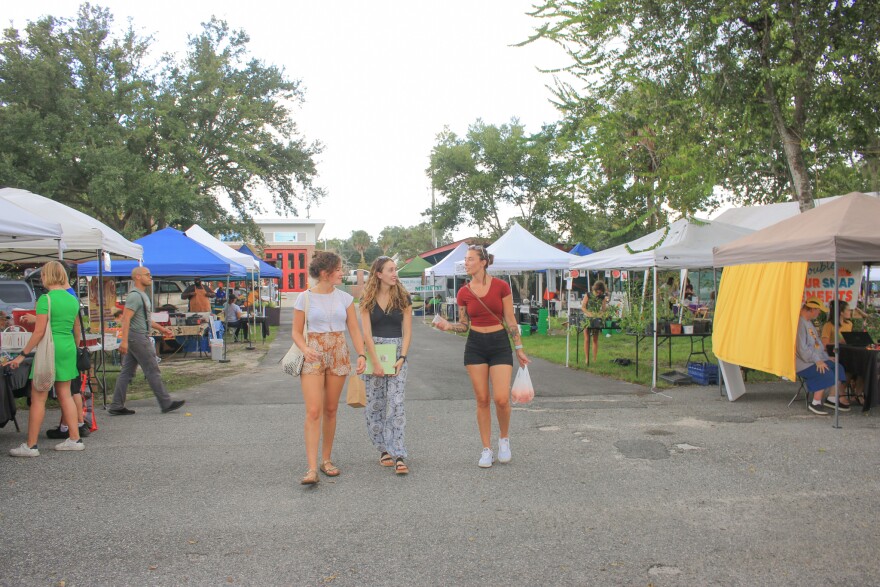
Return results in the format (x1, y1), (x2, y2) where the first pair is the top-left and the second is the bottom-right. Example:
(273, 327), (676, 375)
(184, 225), (262, 351)
(712, 192), (880, 426)
(570, 217), (755, 388)
(423, 242), (469, 322)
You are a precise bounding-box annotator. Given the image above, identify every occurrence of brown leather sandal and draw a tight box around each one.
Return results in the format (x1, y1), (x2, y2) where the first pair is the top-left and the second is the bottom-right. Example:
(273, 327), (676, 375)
(300, 469), (319, 485)
(379, 452), (394, 467)
(395, 458), (409, 475)
(320, 460), (340, 477)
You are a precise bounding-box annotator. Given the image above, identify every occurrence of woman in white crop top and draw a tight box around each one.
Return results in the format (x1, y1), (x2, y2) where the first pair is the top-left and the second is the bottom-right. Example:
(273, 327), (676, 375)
(292, 252), (366, 485)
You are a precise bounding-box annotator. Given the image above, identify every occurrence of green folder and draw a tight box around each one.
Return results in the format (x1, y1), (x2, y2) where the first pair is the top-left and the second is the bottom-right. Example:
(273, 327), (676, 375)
(365, 343), (398, 374)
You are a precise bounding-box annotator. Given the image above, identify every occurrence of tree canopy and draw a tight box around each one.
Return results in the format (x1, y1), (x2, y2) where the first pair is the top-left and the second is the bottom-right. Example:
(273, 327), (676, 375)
(527, 0), (880, 218)
(0, 4), (324, 240)
(427, 119), (577, 242)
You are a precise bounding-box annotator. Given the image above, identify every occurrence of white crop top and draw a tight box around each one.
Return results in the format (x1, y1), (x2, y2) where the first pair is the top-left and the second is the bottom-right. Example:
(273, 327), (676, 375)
(293, 288), (353, 333)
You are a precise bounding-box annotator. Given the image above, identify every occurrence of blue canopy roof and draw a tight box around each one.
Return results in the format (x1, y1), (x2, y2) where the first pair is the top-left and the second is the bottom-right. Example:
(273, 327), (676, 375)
(237, 245), (282, 279)
(569, 243), (595, 256)
(78, 228), (248, 277)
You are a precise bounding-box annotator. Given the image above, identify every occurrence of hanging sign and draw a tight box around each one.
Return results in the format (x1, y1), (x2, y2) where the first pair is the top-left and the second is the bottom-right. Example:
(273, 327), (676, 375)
(803, 262), (862, 304)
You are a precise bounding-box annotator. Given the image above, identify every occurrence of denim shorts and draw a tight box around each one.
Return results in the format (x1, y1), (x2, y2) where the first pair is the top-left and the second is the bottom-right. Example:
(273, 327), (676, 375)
(464, 330), (513, 367)
(797, 361), (847, 393)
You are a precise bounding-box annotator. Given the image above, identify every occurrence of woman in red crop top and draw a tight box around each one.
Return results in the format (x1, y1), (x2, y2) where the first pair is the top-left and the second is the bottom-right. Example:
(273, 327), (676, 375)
(434, 245), (529, 468)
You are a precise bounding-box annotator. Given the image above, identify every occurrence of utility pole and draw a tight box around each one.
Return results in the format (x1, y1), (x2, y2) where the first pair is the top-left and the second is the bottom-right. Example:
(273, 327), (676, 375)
(429, 162), (437, 248)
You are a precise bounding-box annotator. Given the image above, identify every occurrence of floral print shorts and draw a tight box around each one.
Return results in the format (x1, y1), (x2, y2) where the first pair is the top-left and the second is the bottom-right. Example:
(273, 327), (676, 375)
(301, 331), (351, 376)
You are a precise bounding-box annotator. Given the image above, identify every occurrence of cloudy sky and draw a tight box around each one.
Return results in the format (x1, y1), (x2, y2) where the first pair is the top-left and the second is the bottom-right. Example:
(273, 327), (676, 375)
(6, 1), (567, 240)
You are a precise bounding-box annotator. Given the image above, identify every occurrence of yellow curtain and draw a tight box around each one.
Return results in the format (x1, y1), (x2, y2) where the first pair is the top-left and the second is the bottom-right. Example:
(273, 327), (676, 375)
(713, 262), (808, 381)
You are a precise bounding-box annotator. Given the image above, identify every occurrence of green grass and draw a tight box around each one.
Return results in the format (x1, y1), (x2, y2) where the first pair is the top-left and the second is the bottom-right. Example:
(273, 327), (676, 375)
(519, 329), (781, 388)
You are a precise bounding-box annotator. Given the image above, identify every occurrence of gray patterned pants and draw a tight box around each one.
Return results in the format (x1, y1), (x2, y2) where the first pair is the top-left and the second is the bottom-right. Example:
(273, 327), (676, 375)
(363, 336), (407, 459)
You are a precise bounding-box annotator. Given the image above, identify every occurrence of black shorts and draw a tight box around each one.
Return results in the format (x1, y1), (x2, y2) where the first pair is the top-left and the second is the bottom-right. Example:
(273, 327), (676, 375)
(464, 330), (513, 367)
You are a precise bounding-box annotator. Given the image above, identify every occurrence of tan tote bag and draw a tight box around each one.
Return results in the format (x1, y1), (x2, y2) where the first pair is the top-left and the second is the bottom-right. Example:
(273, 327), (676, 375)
(32, 294), (56, 392)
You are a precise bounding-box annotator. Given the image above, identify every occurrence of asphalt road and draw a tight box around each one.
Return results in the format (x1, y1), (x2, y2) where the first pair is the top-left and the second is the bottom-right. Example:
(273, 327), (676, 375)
(2, 308), (880, 586)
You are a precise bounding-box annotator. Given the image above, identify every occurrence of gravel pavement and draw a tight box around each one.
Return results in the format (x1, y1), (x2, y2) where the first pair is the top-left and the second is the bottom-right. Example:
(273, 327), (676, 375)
(2, 308), (880, 586)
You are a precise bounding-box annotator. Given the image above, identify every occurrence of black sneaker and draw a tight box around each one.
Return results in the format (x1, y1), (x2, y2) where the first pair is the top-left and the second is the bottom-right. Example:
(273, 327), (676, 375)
(161, 400), (185, 414)
(108, 407), (136, 416)
(46, 427), (68, 439)
(808, 402), (829, 415)
(46, 423), (91, 438)
(823, 398), (851, 412)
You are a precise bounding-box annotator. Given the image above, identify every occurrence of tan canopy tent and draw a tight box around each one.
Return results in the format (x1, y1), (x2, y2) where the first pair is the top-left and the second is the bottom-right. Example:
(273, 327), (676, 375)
(713, 192), (880, 266)
(712, 193), (880, 424)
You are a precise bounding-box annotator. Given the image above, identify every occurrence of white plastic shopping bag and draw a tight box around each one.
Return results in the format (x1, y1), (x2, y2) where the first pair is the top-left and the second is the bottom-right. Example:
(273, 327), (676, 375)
(511, 365), (535, 405)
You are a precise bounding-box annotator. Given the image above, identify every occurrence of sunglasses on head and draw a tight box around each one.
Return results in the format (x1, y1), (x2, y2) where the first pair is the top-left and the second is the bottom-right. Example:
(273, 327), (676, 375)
(468, 245), (489, 261)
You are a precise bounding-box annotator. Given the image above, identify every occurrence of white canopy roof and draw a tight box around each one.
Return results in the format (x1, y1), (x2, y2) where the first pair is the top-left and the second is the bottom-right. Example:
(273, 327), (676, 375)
(0, 188), (143, 262)
(571, 218), (754, 271)
(425, 242), (468, 277)
(455, 223), (577, 273)
(185, 224), (259, 271)
(0, 200), (63, 243)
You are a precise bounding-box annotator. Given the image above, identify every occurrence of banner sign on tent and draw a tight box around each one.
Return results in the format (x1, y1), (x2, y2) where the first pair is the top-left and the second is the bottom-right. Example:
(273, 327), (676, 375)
(88, 277), (117, 323)
(803, 262), (862, 303)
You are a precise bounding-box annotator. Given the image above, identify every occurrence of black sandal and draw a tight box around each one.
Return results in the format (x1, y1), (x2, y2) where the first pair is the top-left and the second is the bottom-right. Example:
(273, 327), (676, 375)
(395, 458), (409, 475)
(379, 452), (394, 467)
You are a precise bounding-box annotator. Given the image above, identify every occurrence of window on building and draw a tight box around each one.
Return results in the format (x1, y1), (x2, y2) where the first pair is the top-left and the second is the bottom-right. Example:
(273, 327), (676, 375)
(298, 252), (305, 269)
(299, 273), (306, 290)
(273, 231), (308, 243)
(288, 274), (295, 290)
(288, 253), (295, 268)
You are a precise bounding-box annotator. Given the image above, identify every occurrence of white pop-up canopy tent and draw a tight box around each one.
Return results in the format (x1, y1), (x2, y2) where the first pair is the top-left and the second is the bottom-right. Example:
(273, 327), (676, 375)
(0, 201), (63, 243)
(425, 242), (468, 278)
(571, 218), (754, 271)
(184, 224), (259, 271)
(570, 217), (754, 389)
(0, 188), (144, 262)
(454, 223), (578, 273)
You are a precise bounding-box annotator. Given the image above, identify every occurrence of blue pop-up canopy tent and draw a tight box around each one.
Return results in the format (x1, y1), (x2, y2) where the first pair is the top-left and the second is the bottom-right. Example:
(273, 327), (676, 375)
(238, 244), (282, 278)
(78, 228), (248, 277)
(569, 243), (595, 256)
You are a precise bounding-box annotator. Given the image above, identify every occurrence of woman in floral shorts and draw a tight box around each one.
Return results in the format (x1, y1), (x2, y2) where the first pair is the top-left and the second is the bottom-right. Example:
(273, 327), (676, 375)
(292, 252), (366, 485)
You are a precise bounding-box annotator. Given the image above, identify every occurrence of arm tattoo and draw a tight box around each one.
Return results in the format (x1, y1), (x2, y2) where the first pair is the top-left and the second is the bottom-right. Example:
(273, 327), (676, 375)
(453, 307), (470, 333)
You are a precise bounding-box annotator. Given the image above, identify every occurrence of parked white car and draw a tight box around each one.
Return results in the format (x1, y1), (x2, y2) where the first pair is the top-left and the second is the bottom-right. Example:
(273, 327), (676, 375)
(117, 279), (190, 312)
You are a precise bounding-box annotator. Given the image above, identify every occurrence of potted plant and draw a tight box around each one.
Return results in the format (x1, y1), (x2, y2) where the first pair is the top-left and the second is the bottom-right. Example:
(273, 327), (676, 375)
(680, 309), (694, 335)
(657, 304), (674, 335)
(265, 301), (281, 327)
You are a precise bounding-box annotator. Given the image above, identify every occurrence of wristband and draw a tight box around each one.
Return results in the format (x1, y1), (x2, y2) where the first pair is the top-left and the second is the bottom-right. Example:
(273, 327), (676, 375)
(358, 354), (366, 359)
(514, 344), (523, 350)
(398, 355), (406, 362)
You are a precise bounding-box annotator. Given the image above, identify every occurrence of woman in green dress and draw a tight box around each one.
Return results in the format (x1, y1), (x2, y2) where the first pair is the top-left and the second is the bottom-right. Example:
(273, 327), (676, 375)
(8, 261), (84, 457)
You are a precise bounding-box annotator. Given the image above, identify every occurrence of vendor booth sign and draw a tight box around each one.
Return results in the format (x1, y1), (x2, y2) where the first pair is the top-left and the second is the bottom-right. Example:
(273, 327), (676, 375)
(803, 262), (862, 304)
(88, 277), (117, 323)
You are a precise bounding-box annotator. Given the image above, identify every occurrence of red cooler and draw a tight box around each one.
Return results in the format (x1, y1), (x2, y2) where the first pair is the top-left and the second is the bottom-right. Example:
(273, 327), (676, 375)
(13, 309), (36, 332)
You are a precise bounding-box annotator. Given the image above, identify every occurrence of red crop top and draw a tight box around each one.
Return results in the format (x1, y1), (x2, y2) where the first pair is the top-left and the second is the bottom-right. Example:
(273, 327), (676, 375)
(456, 278), (511, 327)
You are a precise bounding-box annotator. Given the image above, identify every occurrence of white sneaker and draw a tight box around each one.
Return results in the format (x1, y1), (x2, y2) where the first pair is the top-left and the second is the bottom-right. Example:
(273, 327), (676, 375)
(478, 447), (494, 468)
(9, 443), (40, 457)
(498, 438), (511, 463)
(54, 438), (84, 451)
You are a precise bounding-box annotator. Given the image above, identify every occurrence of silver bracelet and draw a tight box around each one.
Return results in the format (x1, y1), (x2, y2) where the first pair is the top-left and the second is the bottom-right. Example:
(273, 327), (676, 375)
(514, 344), (523, 350)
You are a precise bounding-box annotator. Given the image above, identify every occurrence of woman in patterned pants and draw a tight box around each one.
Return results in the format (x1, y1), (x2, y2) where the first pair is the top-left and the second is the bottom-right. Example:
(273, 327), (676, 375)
(360, 256), (412, 474)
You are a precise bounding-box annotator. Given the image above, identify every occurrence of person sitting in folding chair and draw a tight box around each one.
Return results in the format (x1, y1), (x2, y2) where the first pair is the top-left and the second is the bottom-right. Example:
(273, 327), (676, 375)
(224, 295), (248, 343)
(796, 297), (849, 415)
